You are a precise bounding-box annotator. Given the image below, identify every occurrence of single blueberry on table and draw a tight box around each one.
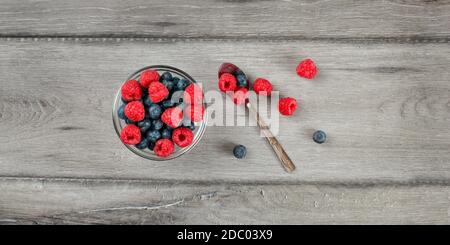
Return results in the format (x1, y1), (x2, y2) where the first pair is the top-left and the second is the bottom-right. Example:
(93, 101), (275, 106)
(176, 78), (189, 91)
(137, 119), (152, 133)
(146, 130), (161, 142)
(313, 130), (327, 144)
(236, 74), (248, 88)
(148, 104), (162, 119)
(118, 104), (126, 119)
(135, 138), (149, 149)
(160, 71), (173, 81)
(148, 141), (155, 151)
(233, 145), (247, 159)
(152, 119), (164, 131)
(162, 80), (174, 91)
(161, 127), (173, 139)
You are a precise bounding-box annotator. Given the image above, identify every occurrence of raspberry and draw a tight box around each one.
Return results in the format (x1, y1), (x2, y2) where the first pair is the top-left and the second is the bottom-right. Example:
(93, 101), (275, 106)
(230, 87), (249, 105)
(185, 104), (204, 122)
(172, 127), (194, 147)
(218, 73), (237, 92)
(154, 139), (174, 157)
(253, 78), (272, 96)
(124, 101), (145, 122)
(278, 97), (297, 116)
(140, 69), (160, 88)
(121, 79), (142, 102)
(161, 107), (183, 128)
(120, 124), (141, 145)
(183, 83), (204, 105)
(296, 59), (318, 79)
(148, 82), (169, 103)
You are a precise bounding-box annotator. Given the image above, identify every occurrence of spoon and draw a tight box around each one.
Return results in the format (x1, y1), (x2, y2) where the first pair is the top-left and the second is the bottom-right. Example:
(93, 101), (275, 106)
(218, 63), (296, 173)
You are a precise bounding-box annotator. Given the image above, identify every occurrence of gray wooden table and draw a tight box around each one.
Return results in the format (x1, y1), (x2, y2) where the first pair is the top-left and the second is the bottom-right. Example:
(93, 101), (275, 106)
(0, 0), (449, 224)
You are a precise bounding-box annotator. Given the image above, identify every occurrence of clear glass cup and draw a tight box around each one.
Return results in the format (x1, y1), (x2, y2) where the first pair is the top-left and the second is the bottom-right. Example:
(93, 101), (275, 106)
(112, 65), (207, 161)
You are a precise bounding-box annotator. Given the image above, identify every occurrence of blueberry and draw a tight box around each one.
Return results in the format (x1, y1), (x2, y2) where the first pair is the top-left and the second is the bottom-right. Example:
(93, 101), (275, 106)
(172, 77), (180, 84)
(160, 71), (172, 81)
(146, 130), (161, 142)
(148, 104), (162, 119)
(151, 119), (163, 131)
(135, 138), (149, 149)
(161, 99), (175, 109)
(233, 145), (247, 159)
(236, 74), (248, 88)
(143, 97), (153, 107)
(121, 97), (128, 103)
(161, 127), (173, 139)
(125, 118), (134, 124)
(176, 78), (189, 91)
(313, 130), (327, 144)
(148, 141), (155, 151)
(137, 119), (152, 133)
(118, 104), (126, 119)
(141, 89), (148, 99)
(235, 69), (244, 76)
(162, 80), (174, 91)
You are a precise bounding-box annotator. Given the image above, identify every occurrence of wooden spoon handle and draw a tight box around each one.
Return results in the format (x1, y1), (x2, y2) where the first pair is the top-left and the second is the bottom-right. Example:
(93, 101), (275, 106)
(247, 103), (296, 173)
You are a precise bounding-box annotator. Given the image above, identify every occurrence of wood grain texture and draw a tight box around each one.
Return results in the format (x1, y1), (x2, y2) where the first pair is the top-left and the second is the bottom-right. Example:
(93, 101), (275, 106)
(0, 38), (449, 184)
(0, 0), (449, 40)
(0, 178), (449, 224)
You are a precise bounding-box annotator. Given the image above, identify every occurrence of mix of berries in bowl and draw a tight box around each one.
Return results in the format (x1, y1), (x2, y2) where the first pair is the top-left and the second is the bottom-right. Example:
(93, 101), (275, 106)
(112, 65), (207, 160)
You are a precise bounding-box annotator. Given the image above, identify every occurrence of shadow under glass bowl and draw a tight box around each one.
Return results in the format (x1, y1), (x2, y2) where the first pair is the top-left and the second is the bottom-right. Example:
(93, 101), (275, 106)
(112, 65), (207, 161)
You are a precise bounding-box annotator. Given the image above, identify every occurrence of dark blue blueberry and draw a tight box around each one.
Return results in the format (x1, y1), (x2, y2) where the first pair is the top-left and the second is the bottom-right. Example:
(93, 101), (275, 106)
(135, 138), (149, 149)
(118, 104), (126, 119)
(233, 145), (247, 159)
(137, 119), (152, 133)
(236, 74), (248, 88)
(148, 141), (155, 151)
(176, 78), (189, 91)
(151, 119), (163, 131)
(143, 97), (153, 107)
(161, 99), (175, 109)
(162, 80), (175, 91)
(141, 89), (148, 99)
(161, 127), (173, 139)
(313, 130), (327, 144)
(160, 71), (173, 81)
(172, 77), (180, 84)
(125, 118), (134, 124)
(146, 130), (161, 142)
(148, 104), (162, 119)
(235, 69), (244, 77)
(121, 97), (128, 103)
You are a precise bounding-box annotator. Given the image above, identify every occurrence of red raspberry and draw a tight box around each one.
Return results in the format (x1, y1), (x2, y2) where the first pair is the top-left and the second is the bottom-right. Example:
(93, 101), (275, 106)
(140, 69), (160, 88)
(124, 101), (145, 122)
(218, 73), (237, 92)
(161, 107), (183, 128)
(296, 59), (318, 79)
(185, 104), (204, 122)
(154, 139), (174, 157)
(121, 79), (142, 102)
(183, 83), (204, 105)
(278, 97), (297, 116)
(172, 127), (194, 147)
(148, 82), (169, 103)
(253, 78), (272, 96)
(230, 87), (249, 105)
(120, 124), (141, 145)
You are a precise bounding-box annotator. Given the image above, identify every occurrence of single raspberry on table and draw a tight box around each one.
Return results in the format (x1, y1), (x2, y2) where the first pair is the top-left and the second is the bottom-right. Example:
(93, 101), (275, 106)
(124, 101), (145, 122)
(120, 124), (141, 145)
(278, 97), (297, 116)
(172, 127), (194, 147)
(183, 83), (204, 105)
(296, 59), (318, 79)
(154, 139), (174, 157)
(218, 73), (237, 93)
(161, 107), (184, 128)
(121, 79), (142, 102)
(253, 78), (272, 96)
(140, 69), (160, 88)
(185, 104), (204, 122)
(230, 87), (249, 105)
(148, 81), (169, 103)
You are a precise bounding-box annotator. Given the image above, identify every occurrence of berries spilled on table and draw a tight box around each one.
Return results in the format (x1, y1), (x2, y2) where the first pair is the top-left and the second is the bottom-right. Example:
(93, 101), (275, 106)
(233, 145), (247, 159)
(296, 58), (318, 80)
(313, 130), (327, 144)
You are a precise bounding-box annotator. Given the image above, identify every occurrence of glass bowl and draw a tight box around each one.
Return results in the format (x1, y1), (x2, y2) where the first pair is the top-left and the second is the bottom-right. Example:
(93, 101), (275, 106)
(112, 65), (207, 161)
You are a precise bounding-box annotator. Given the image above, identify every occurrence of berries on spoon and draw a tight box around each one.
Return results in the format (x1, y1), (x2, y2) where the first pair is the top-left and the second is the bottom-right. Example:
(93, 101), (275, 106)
(218, 73), (237, 92)
(253, 78), (272, 96)
(231, 87), (249, 105)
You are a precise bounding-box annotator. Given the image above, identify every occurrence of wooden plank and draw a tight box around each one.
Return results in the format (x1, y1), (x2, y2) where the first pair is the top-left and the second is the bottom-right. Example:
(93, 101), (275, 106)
(0, 177), (448, 224)
(0, 0), (449, 40)
(0, 38), (449, 183)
